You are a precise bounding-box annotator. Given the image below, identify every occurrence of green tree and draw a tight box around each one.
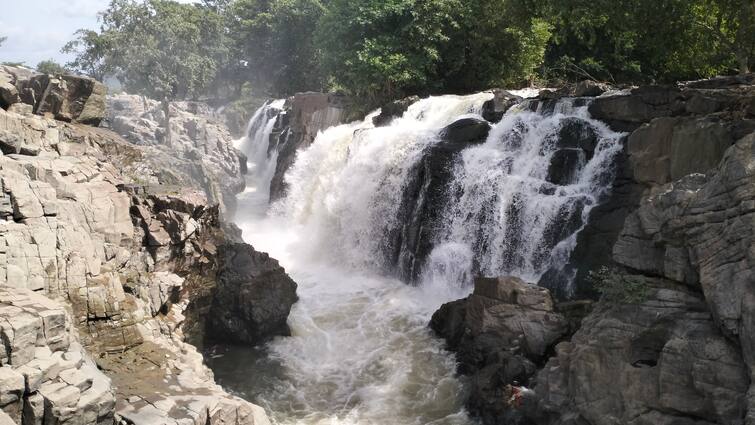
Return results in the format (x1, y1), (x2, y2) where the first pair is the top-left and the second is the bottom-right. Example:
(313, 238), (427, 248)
(64, 0), (229, 146)
(36, 59), (68, 76)
(315, 0), (462, 101)
(227, 0), (326, 96)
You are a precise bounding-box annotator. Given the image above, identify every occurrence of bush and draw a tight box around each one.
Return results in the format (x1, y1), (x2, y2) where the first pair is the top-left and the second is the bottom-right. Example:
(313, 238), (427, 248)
(587, 266), (651, 304)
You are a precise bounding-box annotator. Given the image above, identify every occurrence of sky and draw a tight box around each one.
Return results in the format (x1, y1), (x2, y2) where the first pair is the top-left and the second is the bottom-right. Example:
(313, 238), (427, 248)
(0, 0), (197, 67)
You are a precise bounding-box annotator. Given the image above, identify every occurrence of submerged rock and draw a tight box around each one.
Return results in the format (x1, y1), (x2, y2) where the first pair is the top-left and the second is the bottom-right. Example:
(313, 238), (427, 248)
(482, 89), (522, 123)
(373, 95), (420, 126)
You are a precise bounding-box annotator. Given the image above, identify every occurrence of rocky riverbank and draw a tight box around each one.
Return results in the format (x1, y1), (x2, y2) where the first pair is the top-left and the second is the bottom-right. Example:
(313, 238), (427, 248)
(0, 66), (298, 424)
(432, 75), (755, 424)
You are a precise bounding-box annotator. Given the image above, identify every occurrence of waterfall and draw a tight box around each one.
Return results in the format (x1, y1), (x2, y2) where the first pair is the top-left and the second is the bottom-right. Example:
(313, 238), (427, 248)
(235, 99), (286, 216)
(217, 91), (624, 425)
(423, 100), (624, 295)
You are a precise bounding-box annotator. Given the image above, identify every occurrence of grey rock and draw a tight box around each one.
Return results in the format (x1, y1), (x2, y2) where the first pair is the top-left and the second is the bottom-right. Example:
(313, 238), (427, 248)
(373, 95), (420, 126)
(482, 89), (522, 123)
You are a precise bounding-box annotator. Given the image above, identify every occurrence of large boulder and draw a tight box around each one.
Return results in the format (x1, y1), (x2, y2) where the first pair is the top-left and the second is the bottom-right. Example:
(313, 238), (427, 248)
(209, 243), (299, 344)
(431, 277), (569, 425)
(30, 74), (107, 125)
(482, 89), (522, 123)
(373, 95), (420, 126)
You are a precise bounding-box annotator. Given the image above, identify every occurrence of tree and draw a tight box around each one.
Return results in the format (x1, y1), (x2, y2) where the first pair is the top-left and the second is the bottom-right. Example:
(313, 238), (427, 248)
(227, 0), (326, 96)
(64, 0), (229, 146)
(36, 60), (68, 76)
(0, 36), (6, 48)
(315, 0), (462, 101)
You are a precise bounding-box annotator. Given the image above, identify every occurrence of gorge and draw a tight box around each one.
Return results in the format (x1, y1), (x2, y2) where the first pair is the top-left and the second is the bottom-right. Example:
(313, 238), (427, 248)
(0, 62), (754, 425)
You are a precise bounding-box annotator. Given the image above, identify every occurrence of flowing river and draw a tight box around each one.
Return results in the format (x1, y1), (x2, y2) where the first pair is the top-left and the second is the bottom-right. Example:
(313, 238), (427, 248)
(207, 91), (623, 425)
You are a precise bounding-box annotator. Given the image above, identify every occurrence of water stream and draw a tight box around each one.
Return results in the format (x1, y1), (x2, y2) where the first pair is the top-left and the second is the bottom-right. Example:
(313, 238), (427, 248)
(209, 91), (623, 425)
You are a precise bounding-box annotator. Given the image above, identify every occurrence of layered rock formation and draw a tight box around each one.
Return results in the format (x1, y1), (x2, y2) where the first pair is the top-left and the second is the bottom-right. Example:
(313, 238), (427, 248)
(106, 94), (246, 216)
(268, 92), (356, 201)
(433, 76), (755, 425)
(0, 68), (298, 424)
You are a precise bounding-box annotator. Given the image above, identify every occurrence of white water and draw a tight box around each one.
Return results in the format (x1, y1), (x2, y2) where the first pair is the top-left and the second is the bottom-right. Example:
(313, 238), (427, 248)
(235, 99), (286, 218)
(425, 101), (624, 292)
(224, 92), (623, 424)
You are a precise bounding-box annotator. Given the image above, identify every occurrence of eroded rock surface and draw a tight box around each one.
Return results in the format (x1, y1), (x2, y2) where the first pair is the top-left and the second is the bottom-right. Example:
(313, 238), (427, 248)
(0, 87), (296, 424)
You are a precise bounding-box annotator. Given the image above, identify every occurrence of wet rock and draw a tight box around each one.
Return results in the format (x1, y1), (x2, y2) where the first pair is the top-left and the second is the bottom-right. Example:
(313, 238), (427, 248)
(373, 95), (419, 126)
(209, 243), (299, 344)
(482, 90), (522, 123)
(269, 92), (355, 201)
(431, 277), (569, 425)
(573, 80), (609, 97)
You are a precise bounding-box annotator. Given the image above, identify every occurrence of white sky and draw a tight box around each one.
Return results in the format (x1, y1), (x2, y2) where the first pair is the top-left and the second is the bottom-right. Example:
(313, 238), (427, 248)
(0, 0), (197, 67)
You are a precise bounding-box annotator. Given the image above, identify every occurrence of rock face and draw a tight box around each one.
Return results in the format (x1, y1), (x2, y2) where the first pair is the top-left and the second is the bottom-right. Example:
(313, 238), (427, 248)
(0, 84), (297, 423)
(0, 287), (115, 424)
(433, 75), (755, 425)
(209, 243), (298, 344)
(269, 92), (355, 200)
(0, 66), (107, 125)
(431, 277), (570, 425)
(373, 95), (420, 126)
(106, 94), (246, 216)
(533, 280), (749, 425)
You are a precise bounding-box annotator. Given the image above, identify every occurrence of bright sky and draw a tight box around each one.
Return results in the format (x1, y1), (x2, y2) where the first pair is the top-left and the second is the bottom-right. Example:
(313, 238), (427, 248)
(0, 0), (197, 67)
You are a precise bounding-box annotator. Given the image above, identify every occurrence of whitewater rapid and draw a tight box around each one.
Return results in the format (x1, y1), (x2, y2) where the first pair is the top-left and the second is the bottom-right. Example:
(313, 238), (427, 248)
(212, 91), (623, 425)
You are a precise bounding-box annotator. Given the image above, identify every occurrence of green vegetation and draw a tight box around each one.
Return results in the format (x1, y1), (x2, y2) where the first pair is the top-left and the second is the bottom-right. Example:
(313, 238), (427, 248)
(587, 266), (652, 304)
(36, 60), (68, 75)
(0, 36), (6, 48)
(63, 0), (755, 106)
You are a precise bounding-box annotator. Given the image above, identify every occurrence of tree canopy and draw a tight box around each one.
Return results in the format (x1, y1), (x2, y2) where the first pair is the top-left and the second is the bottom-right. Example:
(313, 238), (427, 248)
(64, 0), (755, 104)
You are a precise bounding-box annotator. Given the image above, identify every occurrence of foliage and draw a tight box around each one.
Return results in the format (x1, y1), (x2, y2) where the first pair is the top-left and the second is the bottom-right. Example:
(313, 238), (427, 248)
(64, 0), (228, 102)
(0, 36), (6, 48)
(587, 266), (651, 304)
(227, 0), (326, 96)
(541, 0), (754, 83)
(36, 60), (68, 76)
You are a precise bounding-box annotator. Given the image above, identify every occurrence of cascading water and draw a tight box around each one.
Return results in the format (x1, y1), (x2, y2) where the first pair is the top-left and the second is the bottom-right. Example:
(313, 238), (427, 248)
(235, 99), (286, 217)
(423, 100), (624, 294)
(209, 91), (623, 425)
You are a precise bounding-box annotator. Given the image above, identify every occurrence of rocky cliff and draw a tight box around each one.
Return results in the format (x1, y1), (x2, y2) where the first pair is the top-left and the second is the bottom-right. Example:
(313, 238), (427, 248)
(432, 75), (755, 425)
(0, 67), (298, 424)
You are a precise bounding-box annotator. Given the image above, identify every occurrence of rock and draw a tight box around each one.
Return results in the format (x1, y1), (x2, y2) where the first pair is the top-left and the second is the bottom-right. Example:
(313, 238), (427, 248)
(391, 117), (491, 281)
(107, 94), (246, 216)
(269, 92), (356, 201)
(29, 74), (107, 125)
(0, 70), (19, 109)
(209, 243), (299, 344)
(373, 95), (420, 126)
(431, 277), (569, 424)
(440, 117), (492, 144)
(531, 280), (749, 425)
(482, 90), (522, 123)
(627, 116), (733, 186)
(573, 80), (609, 97)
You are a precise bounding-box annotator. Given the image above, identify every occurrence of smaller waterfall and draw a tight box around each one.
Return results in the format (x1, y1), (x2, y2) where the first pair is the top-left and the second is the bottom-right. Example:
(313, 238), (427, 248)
(235, 99), (286, 216)
(423, 100), (624, 295)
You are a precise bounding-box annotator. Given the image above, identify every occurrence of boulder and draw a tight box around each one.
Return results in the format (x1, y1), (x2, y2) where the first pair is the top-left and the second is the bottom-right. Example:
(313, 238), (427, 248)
(482, 90), (522, 122)
(30, 74), (107, 125)
(373, 95), (420, 126)
(209, 243), (299, 344)
(440, 117), (492, 145)
(431, 277), (569, 424)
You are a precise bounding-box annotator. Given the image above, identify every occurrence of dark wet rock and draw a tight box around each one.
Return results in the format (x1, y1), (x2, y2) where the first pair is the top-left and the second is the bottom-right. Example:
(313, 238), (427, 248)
(269, 92), (355, 201)
(482, 90), (522, 123)
(390, 118), (490, 281)
(373, 95), (419, 126)
(573, 80), (609, 97)
(431, 276), (569, 425)
(209, 243), (299, 344)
